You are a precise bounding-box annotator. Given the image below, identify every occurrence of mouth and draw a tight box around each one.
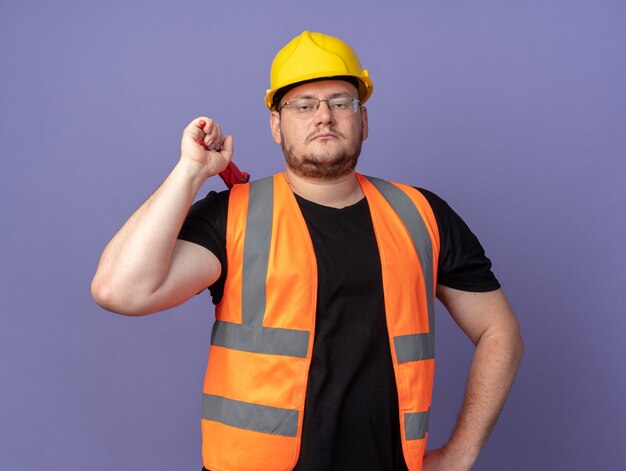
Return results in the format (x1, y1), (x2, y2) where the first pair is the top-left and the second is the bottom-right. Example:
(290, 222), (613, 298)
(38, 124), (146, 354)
(307, 130), (341, 142)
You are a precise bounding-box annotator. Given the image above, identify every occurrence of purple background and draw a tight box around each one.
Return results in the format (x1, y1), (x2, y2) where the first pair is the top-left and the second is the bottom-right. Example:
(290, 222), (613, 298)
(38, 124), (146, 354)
(2, 1), (625, 469)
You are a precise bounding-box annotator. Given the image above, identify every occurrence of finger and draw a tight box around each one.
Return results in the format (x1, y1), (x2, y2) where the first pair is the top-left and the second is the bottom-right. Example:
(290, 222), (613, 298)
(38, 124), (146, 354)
(200, 118), (215, 135)
(186, 117), (213, 137)
(203, 135), (217, 151)
(206, 122), (221, 143)
(195, 138), (209, 150)
(185, 117), (204, 132)
(220, 135), (234, 162)
(204, 124), (225, 151)
(213, 123), (225, 148)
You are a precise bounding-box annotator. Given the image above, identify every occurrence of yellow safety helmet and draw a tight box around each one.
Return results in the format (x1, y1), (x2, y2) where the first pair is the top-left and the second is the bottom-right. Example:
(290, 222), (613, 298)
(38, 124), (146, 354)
(265, 31), (373, 110)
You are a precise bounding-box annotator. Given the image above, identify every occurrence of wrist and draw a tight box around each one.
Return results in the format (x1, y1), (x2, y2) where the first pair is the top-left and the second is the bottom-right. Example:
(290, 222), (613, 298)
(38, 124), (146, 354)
(174, 158), (212, 191)
(440, 441), (480, 470)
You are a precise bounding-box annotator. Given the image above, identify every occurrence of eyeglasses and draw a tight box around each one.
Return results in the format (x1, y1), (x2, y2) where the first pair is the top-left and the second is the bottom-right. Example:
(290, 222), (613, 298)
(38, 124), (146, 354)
(279, 97), (360, 118)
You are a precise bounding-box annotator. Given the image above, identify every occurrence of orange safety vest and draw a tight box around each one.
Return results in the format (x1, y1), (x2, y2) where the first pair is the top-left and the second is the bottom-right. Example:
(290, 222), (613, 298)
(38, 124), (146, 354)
(201, 173), (440, 471)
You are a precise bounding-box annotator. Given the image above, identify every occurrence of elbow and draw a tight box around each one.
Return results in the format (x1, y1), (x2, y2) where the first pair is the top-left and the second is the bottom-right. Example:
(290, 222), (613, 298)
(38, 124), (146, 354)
(504, 311), (525, 367)
(91, 274), (113, 309)
(90, 275), (149, 316)
(513, 331), (525, 366)
(482, 322), (525, 369)
(503, 322), (525, 371)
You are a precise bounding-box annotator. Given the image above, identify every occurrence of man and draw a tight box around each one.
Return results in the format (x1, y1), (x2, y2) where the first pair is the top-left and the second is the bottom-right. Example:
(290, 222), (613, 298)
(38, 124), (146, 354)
(92, 31), (523, 471)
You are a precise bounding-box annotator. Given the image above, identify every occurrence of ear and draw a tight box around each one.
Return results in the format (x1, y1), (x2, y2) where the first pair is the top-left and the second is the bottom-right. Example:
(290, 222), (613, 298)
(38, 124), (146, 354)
(270, 111), (282, 144)
(360, 106), (369, 141)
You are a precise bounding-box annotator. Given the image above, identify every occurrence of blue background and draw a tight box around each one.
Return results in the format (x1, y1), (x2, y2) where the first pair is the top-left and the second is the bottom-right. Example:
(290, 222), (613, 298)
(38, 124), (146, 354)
(1, 1), (624, 469)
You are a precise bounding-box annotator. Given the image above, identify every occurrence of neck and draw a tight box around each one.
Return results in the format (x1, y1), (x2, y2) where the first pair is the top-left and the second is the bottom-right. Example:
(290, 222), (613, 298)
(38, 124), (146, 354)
(283, 168), (364, 208)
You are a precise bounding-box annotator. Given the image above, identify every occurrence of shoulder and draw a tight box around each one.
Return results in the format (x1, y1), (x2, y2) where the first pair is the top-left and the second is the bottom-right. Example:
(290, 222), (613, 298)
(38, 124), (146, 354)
(413, 187), (453, 220)
(189, 188), (231, 213)
(412, 187), (472, 238)
(181, 188), (231, 228)
(410, 186), (501, 292)
(178, 188), (231, 252)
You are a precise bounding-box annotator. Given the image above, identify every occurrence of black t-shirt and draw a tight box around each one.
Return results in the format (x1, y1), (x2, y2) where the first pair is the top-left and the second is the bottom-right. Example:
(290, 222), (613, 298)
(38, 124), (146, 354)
(181, 186), (500, 471)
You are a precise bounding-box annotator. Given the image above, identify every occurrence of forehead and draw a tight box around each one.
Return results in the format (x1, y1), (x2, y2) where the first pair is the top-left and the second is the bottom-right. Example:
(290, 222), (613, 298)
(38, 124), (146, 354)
(282, 79), (358, 101)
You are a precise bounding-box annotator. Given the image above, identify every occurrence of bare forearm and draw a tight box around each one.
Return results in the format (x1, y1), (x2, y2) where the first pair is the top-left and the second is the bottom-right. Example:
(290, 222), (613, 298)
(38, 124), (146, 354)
(444, 330), (524, 468)
(425, 287), (524, 470)
(91, 160), (207, 311)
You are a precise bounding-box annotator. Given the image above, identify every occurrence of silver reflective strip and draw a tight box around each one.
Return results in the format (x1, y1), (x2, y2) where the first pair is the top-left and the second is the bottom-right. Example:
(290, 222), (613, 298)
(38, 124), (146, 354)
(394, 332), (435, 363)
(365, 177), (435, 363)
(405, 409), (430, 440)
(211, 320), (309, 358)
(203, 393), (299, 437)
(242, 177), (274, 326)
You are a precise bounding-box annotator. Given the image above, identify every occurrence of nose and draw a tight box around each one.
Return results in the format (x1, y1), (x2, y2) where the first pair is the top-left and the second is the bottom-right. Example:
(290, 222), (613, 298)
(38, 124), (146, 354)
(313, 99), (335, 125)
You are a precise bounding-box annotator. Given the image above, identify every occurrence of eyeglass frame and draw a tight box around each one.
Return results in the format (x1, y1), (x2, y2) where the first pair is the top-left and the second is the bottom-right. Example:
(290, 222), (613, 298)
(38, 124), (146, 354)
(278, 96), (361, 115)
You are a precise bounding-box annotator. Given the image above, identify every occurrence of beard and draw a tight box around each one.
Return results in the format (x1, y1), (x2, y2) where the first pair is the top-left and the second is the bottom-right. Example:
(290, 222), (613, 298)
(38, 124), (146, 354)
(281, 129), (363, 179)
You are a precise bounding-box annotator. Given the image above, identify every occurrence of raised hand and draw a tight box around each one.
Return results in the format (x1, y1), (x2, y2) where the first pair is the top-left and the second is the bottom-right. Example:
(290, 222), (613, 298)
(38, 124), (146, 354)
(180, 117), (234, 180)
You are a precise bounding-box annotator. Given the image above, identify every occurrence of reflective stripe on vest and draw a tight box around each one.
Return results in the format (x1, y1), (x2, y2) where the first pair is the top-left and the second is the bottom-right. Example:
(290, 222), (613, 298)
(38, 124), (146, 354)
(405, 409), (431, 440)
(202, 173), (439, 471)
(211, 320), (309, 358)
(203, 393), (299, 437)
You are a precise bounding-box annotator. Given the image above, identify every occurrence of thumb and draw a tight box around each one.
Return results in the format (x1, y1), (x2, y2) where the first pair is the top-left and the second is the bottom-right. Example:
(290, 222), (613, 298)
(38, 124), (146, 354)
(221, 135), (234, 162)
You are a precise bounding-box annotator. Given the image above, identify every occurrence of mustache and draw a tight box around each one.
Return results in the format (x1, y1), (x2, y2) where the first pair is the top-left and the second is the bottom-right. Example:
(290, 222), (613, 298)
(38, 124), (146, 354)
(305, 128), (345, 143)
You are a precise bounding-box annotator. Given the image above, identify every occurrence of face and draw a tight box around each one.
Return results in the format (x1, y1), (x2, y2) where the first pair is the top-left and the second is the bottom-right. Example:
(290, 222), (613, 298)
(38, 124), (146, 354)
(270, 80), (368, 180)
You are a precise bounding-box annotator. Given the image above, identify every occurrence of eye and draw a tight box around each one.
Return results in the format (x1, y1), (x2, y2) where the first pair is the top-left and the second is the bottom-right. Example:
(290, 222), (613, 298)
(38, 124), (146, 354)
(331, 99), (352, 110)
(294, 99), (317, 112)
(296, 104), (314, 112)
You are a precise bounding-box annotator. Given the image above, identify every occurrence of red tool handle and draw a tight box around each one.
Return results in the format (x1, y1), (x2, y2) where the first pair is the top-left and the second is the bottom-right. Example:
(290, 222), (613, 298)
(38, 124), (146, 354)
(218, 161), (250, 189)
